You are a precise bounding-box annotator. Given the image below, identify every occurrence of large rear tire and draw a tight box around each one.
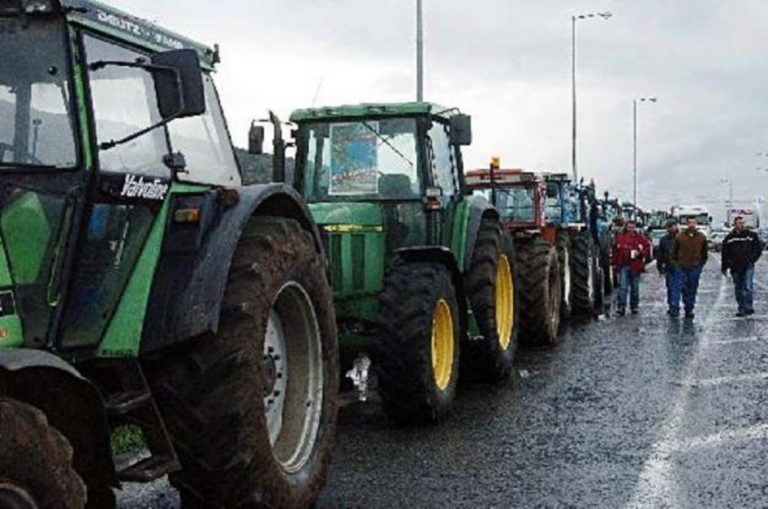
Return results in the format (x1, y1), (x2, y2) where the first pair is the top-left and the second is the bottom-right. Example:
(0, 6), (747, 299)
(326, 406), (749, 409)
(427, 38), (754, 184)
(462, 220), (519, 383)
(0, 398), (86, 509)
(556, 232), (572, 318)
(145, 217), (338, 509)
(571, 231), (596, 316)
(516, 237), (562, 346)
(375, 262), (460, 424)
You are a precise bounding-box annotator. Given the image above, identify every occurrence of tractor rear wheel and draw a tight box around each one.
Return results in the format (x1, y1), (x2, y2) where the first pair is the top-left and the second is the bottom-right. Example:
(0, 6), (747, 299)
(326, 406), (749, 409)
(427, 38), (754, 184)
(556, 232), (572, 318)
(462, 220), (518, 382)
(593, 246), (606, 312)
(146, 216), (338, 509)
(516, 237), (562, 346)
(0, 398), (86, 509)
(375, 262), (460, 424)
(571, 231), (596, 316)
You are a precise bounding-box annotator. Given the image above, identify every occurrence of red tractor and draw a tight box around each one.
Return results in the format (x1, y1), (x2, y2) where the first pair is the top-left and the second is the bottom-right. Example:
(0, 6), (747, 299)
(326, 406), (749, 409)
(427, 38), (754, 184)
(466, 167), (562, 345)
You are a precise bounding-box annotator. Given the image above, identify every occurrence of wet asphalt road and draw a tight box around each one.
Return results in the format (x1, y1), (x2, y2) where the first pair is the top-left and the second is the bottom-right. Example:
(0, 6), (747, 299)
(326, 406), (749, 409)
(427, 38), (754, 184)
(120, 256), (768, 508)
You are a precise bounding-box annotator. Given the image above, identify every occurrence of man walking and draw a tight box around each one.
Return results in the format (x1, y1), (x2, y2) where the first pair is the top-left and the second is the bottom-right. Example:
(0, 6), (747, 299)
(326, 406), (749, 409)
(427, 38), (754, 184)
(612, 219), (652, 316)
(721, 216), (763, 317)
(657, 220), (682, 316)
(672, 217), (708, 319)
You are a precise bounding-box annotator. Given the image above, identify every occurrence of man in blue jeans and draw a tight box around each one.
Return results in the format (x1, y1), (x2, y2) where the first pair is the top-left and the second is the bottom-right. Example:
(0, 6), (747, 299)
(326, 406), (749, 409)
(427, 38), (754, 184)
(657, 220), (682, 316)
(672, 217), (708, 319)
(721, 216), (763, 316)
(612, 220), (652, 315)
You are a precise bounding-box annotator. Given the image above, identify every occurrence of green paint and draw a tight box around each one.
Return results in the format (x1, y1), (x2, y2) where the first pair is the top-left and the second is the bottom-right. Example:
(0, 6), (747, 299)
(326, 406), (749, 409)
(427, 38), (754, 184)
(0, 238), (14, 287)
(309, 202), (383, 227)
(0, 315), (24, 349)
(98, 183), (205, 358)
(1, 193), (51, 285)
(69, 26), (93, 170)
(291, 102), (456, 122)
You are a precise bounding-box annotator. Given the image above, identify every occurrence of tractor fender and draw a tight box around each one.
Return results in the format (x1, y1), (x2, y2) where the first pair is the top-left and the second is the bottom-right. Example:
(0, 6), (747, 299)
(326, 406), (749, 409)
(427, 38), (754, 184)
(461, 196), (500, 273)
(141, 183), (323, 354)
(393, 246), (468, 331)
(0, 350), (116, 488)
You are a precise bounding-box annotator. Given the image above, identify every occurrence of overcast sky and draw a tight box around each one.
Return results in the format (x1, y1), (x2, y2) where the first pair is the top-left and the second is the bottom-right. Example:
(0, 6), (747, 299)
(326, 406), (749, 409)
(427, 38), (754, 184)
(111, 0), (768, 222)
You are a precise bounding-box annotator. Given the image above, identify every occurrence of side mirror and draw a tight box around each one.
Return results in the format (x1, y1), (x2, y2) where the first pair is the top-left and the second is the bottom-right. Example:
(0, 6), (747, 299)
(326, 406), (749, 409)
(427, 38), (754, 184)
(248, 122), (265, 155)
(151, 49), (206, 120)
(449, 114), (472, 146)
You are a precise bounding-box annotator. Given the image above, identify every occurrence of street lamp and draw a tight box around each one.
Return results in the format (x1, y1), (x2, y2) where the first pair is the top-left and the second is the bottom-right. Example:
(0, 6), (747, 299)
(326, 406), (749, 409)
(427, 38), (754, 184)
(632, 97), (657, 218)
(571, 11), (612, 182)
(416, 0), (424, 101)
(719, 178), (733, 207)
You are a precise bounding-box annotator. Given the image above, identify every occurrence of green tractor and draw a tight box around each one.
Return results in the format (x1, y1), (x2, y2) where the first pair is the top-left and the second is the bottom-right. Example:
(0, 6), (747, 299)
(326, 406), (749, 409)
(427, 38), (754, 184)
(0, 1), (338, 507)
(286, 103), (518, 424)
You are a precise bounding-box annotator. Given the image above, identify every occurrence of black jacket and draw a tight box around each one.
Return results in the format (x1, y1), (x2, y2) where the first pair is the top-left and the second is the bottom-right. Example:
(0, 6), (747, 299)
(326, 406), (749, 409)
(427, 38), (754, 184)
(721, 229), (763, 274)
(656, 233), (677, 274)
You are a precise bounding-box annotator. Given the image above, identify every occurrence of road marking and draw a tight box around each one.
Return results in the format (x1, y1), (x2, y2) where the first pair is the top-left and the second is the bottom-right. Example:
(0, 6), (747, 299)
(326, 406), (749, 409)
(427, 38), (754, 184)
(627, 276), (727, 509)
(690, 372), (768, 388)
(663, 423), (768, 453)
(709, 337), (761, 346)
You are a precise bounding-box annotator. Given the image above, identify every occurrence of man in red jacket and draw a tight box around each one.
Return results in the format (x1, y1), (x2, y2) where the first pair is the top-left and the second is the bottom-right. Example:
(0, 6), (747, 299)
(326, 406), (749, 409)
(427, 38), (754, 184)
(612, 220), (653, 316)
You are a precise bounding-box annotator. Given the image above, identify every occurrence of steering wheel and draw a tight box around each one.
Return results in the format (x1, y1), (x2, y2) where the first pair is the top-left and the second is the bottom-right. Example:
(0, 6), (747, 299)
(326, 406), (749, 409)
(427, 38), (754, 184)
(0, 142), (45, 166)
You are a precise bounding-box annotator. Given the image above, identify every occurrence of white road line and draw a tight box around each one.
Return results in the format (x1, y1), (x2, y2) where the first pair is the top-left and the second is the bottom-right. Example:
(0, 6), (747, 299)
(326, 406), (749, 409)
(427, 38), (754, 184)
(663, 423), (768, 453)
(626, 276), (728, 509)
(709, 337), (761, 346)
(690, 372), (768, 388)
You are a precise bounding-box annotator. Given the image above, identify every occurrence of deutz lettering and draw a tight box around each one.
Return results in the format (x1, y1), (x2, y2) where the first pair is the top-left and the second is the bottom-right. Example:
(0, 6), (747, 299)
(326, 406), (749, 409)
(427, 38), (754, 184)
(121, 174), (169, 201)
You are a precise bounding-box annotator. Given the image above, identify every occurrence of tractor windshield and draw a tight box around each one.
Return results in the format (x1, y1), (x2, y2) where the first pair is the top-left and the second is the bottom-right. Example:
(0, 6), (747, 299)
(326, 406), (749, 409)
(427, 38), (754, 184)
(0, 17), (77, 168)
(474, 187), (536, 222)
(299, 118), (420, 202)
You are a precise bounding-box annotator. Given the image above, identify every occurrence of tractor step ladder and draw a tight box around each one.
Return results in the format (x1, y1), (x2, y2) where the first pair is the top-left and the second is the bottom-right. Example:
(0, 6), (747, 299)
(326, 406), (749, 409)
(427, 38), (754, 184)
(106, 361), (181, 483)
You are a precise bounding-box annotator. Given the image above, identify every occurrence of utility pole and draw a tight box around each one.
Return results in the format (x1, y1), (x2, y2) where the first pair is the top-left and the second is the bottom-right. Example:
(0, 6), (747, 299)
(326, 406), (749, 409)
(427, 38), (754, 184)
(416, 0), (424, 102)
(632, 97), (657, 218)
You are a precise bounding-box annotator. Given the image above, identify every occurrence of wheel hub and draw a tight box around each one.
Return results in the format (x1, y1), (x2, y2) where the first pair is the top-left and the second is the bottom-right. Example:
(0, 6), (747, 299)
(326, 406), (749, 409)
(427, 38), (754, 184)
(0, 481), (37, 509)
(495, 255), (514, 350)
(431, 299), (454, 391)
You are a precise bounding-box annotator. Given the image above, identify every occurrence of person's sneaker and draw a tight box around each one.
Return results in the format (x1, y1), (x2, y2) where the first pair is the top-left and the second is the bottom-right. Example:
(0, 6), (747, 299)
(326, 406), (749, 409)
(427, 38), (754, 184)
(631, 308), (639, 315)
(685, 311), (695, 319)
(667, 309), (680, 317)
(736, 311), (747, 317)
(616, 308), (626, 317)
(746, 309), (755, 316)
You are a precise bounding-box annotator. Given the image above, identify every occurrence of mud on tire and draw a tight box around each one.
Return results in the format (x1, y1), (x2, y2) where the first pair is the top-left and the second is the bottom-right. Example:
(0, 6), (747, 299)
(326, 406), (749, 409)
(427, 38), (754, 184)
(145, 216), (338, 508)
(0, 398), (86, 509)
(515, 237), (562, 346)
(375, 262), (460, 425)
(462, 219), (519, 383)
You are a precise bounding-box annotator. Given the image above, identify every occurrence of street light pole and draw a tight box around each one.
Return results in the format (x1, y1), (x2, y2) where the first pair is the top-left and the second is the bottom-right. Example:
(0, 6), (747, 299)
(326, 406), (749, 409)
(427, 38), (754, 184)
(632, 97), (657, 218)
(570, 11), (612, 183)
(416, 0), (424, 102)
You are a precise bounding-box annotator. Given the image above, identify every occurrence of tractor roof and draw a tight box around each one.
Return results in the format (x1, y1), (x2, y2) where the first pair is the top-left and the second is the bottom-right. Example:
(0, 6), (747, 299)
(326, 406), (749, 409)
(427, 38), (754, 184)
(290, 102), (459, 122)
(465, 168), (540, 188)
(62, 0), (219, 69)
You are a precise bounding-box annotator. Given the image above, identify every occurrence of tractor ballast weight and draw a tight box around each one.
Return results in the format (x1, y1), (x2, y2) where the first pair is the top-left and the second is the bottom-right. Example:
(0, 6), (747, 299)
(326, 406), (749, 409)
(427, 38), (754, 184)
(291, 103), (519, 424)
(0, 2), (339, 507)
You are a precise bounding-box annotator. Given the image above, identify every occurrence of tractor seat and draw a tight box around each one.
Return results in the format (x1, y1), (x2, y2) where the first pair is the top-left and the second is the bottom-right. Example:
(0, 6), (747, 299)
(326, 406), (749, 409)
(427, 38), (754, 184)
(379, 174), (415, 199)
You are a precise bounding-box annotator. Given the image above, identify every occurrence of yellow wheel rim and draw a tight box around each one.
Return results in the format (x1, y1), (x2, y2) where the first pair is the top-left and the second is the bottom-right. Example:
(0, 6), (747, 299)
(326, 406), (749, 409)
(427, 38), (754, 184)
(495, 255), (514, 351)
(431, 299), (454, 391)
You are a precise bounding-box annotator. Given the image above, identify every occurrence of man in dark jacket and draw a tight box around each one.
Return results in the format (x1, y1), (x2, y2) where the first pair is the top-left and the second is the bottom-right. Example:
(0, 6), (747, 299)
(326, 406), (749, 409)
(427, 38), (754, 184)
(721, 216), (763, 316)
(657, 220), (682, 316)
(672, 217), (708, 319)
(612, 220), (652, 315)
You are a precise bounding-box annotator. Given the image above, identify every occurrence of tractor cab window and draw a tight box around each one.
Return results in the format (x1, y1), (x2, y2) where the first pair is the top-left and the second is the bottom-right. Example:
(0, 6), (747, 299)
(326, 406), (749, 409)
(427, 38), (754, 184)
(427, 121), (457, 198)
(84, 35), (170, 178)
(546, 182), (561, 221)
(168, 75), (241, 186)
(300, 118), (420, 201)
(474, 187), (536, 222)
(0, 17), (76, 168)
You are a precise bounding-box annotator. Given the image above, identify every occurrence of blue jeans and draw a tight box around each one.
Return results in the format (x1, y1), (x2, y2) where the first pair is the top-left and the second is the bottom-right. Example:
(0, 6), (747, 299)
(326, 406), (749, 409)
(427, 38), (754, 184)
(681, 266), (702, 313)
(665, 266), (682, 313)
(618, 266), (641, 311)
(733, 264), (755, 313)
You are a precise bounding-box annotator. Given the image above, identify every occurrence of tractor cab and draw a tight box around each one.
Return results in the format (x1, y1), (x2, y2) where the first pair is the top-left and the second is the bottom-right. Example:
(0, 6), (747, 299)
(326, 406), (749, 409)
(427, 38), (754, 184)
(543, 173), (585, 228)
(466, 167), (547, 232)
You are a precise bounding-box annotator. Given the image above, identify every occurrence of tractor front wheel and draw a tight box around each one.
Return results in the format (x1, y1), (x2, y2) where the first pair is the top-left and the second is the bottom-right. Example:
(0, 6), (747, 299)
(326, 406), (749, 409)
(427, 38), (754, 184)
(462, 219), (518, 382)
(0, 398), (86, 509)
(571, 231), (597, 316)
(146, 216), (338, 509)
(375, 262), (460, 424)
